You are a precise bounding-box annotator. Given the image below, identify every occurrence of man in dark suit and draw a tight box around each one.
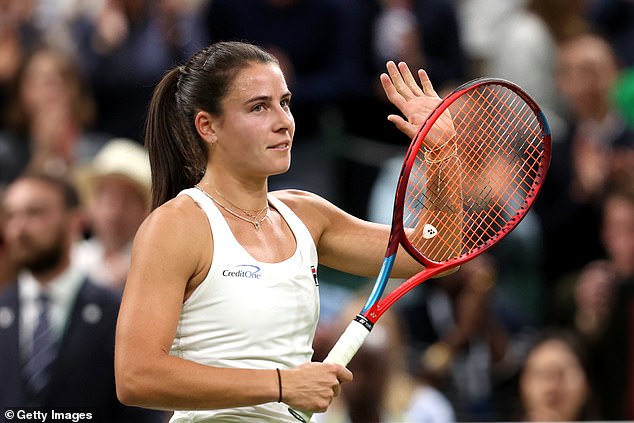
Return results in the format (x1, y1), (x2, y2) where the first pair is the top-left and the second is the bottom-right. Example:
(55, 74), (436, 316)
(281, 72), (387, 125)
(0, 171), (164, 422)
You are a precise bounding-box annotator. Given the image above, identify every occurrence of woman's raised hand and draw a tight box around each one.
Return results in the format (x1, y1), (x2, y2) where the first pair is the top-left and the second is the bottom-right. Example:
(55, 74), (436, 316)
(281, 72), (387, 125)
(380, 61), (442, 140)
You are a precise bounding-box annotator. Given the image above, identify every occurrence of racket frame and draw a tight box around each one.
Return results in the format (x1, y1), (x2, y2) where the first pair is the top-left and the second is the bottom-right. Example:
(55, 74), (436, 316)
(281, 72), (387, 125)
(361, 77), (551, 325)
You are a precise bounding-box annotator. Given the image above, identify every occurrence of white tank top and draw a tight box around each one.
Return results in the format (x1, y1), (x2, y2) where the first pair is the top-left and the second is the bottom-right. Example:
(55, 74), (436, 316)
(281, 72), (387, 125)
(169, 188), (320, 422)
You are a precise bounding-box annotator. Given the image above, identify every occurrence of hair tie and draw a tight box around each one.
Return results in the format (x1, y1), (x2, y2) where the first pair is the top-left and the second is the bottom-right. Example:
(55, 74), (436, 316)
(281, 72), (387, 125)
(276, 368), (282, 403)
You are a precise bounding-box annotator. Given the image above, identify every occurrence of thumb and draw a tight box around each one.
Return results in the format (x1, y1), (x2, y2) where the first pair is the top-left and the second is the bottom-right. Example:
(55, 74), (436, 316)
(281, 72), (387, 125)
(387, 115), (417, 140)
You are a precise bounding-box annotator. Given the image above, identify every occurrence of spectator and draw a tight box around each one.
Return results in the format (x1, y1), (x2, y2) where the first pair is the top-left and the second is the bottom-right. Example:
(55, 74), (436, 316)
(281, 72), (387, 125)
(581, 184), (634, 419)
(73, 137), (151, 293)
(0, 171), (163, 422)
(518, 329), (599, 421)
(0, 44), (110, 184)
(544, 182), (634, 419)
(535, 30), (634, 284)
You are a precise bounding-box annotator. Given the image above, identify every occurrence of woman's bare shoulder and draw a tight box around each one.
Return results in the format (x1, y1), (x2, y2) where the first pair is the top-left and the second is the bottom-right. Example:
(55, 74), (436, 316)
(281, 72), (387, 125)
(269, 189), (351, 240)
(136, 194), (210, 250)
(270, 189), (330, 210)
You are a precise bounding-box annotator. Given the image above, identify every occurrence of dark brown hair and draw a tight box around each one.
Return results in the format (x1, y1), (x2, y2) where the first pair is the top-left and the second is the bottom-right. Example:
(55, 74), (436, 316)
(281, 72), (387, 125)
(144, 41), (279, 209)
(14, 171), (81, 211)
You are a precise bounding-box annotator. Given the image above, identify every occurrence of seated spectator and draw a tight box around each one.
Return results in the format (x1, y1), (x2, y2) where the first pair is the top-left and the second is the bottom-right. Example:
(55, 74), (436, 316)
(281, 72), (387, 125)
(73, 138), (151, 292)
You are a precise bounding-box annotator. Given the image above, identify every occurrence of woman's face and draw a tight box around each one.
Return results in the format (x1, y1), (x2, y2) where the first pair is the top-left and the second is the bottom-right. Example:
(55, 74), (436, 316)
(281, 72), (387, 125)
(556, 35), (618, 120)
(20, 51), (73, 116)
(520, 339), (589, 421)
(211, 62), (294, 179)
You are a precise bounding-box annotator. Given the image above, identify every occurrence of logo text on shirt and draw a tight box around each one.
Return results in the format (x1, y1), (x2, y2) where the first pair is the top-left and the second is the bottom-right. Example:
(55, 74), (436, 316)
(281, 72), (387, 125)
(222, 265), (262, 279)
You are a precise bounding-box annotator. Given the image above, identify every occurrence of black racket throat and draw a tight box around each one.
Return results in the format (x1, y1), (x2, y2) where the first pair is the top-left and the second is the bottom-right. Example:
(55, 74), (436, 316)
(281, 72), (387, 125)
(353, 314), (374, 332)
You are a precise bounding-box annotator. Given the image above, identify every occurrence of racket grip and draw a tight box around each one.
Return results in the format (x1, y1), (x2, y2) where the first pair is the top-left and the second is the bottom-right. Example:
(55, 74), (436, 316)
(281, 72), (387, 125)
(323, 315), (372, 365)
(288, 316), (372, 422)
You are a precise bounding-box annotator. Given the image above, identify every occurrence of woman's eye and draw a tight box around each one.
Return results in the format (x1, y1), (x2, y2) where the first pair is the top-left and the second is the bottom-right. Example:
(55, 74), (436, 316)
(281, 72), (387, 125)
(252, 104), (264, 112)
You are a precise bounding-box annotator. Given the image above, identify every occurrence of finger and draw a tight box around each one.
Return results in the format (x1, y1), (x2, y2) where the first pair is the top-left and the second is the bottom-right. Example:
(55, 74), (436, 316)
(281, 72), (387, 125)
(398, 61), (424, 96)
(386, 60), (414, 100)
(380, 72), (407, 110)
(333, 364), (353, 384)
(418, 68), (438, 98)
(388, 115), (417, 140)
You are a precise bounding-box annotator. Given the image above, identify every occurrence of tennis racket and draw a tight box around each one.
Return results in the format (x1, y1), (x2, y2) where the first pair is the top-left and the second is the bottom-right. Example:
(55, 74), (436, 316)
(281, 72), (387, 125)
(289, 77), (551, 422)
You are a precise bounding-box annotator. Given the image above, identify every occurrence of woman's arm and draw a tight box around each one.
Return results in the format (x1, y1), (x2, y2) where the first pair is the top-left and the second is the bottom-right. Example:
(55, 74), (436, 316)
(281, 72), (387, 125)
(114, 196), (351, 412)
(273, 190), (423, 279)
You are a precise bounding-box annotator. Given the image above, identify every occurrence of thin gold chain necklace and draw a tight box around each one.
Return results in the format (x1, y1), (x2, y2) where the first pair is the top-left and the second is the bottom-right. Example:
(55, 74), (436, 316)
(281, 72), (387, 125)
(194, 185), (270, 230)
(212, 188), (269, 220)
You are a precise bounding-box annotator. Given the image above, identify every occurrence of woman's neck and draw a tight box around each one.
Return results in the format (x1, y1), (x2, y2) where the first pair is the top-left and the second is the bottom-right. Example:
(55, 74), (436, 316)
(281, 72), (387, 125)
(196, 176), (269, 212)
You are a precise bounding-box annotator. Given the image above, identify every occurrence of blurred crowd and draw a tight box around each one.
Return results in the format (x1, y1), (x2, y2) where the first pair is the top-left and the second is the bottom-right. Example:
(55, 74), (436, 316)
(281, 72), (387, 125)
(0, 0), (633, 421)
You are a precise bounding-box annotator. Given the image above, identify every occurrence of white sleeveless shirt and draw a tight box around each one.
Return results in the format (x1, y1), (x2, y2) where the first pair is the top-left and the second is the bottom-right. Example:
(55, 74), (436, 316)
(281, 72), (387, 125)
(169, 188), (320, 422)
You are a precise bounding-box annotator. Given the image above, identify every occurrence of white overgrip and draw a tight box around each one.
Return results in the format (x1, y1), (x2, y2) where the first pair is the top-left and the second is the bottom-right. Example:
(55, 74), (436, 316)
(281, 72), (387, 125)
(324, 317), (372, 366)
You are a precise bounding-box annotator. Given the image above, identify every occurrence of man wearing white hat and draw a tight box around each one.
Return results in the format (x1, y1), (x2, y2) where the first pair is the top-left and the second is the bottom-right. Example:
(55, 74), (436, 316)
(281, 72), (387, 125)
(73, 138), (151, 293)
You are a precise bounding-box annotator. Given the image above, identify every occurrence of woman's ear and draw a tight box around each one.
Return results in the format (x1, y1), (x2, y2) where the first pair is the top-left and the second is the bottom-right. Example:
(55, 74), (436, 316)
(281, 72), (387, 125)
(194, 111), (217, 146)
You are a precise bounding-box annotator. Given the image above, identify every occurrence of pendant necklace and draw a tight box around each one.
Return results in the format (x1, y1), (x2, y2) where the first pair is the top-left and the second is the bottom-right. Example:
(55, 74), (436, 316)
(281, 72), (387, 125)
(195, 185), (270, 230)
(213, 188), (269, 221)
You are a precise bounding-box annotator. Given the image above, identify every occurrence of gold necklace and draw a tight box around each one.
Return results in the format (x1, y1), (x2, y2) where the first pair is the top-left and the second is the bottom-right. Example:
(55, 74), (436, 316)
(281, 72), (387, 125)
(213, 188), (269, 220)
(195, 185), (270, 230)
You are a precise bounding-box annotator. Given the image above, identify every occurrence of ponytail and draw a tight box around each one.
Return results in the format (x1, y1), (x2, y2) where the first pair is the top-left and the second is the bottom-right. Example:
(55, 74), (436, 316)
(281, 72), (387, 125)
(144, 67), (206, 209)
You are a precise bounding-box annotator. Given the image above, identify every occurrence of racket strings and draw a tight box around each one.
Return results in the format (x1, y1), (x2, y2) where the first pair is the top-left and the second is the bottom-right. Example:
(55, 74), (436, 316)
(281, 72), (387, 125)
(404, 83), (546, 262)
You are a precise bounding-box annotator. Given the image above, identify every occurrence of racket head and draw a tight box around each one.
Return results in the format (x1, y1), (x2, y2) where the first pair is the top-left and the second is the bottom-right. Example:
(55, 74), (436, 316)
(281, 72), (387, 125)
(392, 77), (551, 269)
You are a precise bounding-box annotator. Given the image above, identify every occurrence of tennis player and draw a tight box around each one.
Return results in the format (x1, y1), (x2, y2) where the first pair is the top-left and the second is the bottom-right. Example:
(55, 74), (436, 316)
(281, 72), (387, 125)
(114, 40), (450, 422)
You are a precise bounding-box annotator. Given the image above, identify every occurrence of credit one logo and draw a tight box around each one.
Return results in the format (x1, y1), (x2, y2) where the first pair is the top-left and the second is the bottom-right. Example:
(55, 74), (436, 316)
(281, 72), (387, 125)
(222, 265), (262, 279)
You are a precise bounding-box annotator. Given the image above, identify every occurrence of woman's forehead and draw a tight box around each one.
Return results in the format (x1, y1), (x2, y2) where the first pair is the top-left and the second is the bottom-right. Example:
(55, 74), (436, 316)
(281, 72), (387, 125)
(227, 63), (288, 99)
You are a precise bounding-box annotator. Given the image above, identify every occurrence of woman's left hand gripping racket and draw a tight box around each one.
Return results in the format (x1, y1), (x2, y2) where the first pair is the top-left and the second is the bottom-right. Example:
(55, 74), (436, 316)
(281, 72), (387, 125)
(289, 76), (551, 422)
